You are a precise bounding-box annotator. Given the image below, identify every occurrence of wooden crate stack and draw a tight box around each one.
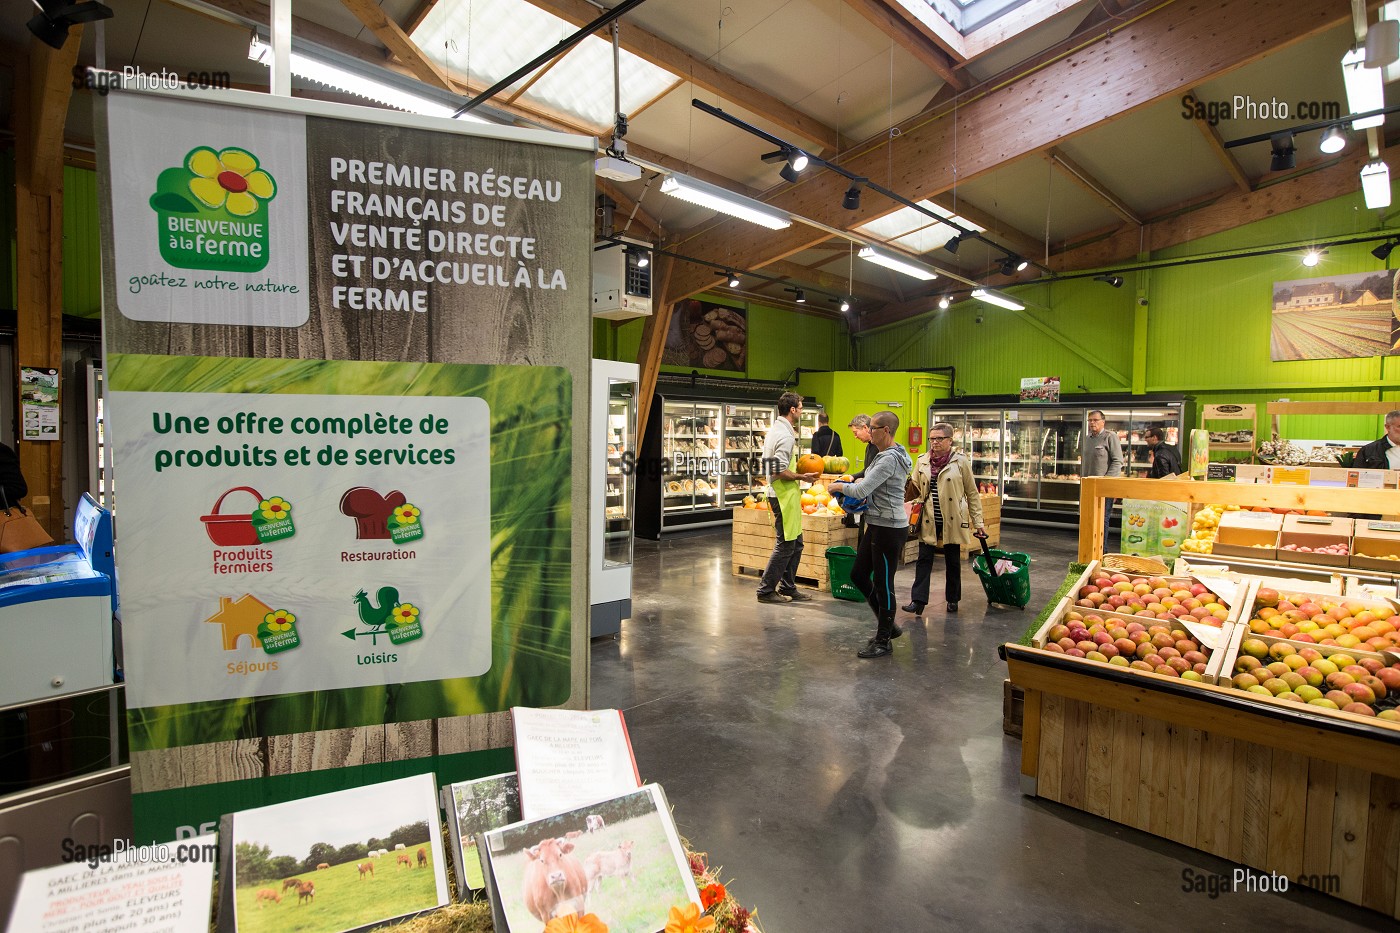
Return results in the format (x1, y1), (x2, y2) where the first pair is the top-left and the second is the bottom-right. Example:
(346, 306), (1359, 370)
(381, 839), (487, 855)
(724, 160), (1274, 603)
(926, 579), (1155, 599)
(731, 508), (857, 590)
(900, 493), (1003, 565)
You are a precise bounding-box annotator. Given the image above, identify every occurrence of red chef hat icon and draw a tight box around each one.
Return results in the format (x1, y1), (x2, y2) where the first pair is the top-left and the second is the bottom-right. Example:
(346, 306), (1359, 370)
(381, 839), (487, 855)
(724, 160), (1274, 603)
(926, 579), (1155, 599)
(339, 487), (407, 540)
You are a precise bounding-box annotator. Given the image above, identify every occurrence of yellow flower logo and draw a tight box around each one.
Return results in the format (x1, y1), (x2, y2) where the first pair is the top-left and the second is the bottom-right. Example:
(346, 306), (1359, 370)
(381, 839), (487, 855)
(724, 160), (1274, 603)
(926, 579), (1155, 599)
(186, 147), (276, 216)
(259, 497), (292, 521)
(394, 504), (421, 525)
(544, 914), (609, 933)
(391, 603), (419, 626)
(263, 609), (296, 633)
(664, 903), (715, 933)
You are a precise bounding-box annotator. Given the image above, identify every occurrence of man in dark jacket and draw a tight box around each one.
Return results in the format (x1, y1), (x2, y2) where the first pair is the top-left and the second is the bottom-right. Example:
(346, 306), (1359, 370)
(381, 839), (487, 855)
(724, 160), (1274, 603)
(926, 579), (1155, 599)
(1356, 411), (1400, 470)
(1144, 427), (1181, 478)
(810, 412), (842, 458)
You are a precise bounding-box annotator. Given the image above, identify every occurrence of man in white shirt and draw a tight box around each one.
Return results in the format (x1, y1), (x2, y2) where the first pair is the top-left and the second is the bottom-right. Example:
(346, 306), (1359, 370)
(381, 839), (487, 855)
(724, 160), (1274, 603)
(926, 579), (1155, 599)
(1356, 411), (1400, 471)
(756, 392), (820, 603)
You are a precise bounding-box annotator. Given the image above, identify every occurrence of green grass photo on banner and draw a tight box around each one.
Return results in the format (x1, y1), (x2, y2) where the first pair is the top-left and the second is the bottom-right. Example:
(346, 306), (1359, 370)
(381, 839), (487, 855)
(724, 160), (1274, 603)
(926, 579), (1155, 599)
(111, 354), (573, 750)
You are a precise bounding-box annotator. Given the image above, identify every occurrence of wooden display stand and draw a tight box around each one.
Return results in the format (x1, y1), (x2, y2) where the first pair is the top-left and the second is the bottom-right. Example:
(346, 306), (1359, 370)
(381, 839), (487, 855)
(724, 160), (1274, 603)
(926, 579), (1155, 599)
(731, 508), (856, 590)
(1201, 403), (1256, 464)
(1010, 477), (1400, 922)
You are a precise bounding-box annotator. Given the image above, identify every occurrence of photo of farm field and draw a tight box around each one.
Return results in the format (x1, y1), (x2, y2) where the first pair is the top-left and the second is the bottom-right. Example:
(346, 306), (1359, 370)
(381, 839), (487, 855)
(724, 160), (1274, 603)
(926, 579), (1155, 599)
(228, 775), (447, 933)
(447, 772), (520, 894)
(484, 786), (698, 933)
(1270, 271), (1395, 361)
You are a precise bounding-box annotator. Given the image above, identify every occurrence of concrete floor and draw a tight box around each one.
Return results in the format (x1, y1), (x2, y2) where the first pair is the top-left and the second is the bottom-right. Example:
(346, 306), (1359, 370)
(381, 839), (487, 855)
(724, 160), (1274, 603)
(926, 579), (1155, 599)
(590, 524), (1398, 933)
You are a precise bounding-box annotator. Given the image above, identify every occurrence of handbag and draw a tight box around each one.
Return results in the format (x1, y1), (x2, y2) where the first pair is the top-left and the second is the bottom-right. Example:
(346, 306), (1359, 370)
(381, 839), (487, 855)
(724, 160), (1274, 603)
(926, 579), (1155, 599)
(0, 489), (53, 554)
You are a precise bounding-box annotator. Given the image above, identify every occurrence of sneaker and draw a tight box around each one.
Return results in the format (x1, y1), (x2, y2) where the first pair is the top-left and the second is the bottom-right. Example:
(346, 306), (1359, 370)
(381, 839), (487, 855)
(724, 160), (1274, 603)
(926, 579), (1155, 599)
(857, 639), (892, 659)
(902, 602), (924, 615)
(781, 589), (814, 602)
(757, 592), (790, 604)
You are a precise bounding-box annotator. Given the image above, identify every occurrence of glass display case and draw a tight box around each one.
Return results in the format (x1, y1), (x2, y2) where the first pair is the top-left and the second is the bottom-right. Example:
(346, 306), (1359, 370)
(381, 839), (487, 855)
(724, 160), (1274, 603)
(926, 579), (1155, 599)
(722, 404), (774, 507)
(661, 400), (724, 517)
(931, 396), (1191, 526)
(604, 380), (635, 567)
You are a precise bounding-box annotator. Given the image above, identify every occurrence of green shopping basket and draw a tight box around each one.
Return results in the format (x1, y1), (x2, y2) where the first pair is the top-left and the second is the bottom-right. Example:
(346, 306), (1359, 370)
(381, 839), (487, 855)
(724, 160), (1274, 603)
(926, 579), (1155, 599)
(972, 537), (1031, 609)
(825, 546), (863, 601)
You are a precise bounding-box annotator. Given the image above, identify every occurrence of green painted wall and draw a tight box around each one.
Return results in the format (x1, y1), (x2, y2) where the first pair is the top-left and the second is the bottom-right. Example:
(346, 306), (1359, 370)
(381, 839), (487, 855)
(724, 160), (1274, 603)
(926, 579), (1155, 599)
(0, 156), (103, 317)
(856, 185), (1400, 444)
(796, 370), (951, 469)
(592, 293), (850, 379)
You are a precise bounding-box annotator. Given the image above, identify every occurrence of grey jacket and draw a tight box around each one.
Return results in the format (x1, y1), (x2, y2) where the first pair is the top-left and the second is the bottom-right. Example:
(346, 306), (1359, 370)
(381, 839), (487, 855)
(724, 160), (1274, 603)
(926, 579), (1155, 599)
(842, 444), (914, 528)
(1081, 428), (1124, 478)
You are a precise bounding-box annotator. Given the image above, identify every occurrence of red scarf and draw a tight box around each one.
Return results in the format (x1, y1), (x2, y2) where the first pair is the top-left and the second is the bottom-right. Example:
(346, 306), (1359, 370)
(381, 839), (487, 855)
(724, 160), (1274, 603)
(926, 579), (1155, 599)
(927, 448), (953, 474)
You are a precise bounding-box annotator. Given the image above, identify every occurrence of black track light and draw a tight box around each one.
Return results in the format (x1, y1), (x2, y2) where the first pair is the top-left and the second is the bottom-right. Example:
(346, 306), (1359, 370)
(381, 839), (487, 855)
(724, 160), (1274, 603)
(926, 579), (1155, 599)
(764, 147), (810, 184)
(843, 182), (862, 211)
(1094, 274), (1125, 288)
(1373, 240), (1398, 261)
(945, 234), (962, 255)
(28, 0), (113, 49)
(728, 272), (741, 288)
(795, 288), (806, 303)
(1000, 257), (1021, 276)
(1270, 132), (1297, 172)
(840, 298), (851, 312)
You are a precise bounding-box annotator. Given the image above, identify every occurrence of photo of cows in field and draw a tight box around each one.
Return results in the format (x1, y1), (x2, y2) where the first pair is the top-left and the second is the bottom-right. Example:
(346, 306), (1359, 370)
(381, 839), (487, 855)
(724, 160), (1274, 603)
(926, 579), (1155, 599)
(446, 771), (521, 894)
(482, 785), (698, 933)
(227, 774), (448, 933)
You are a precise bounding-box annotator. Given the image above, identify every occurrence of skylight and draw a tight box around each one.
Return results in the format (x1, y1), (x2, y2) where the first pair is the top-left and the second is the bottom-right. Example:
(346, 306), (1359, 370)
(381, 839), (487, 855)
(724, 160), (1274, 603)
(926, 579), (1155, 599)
(412, 0), (680, 131)
(854, 200), (984, 255)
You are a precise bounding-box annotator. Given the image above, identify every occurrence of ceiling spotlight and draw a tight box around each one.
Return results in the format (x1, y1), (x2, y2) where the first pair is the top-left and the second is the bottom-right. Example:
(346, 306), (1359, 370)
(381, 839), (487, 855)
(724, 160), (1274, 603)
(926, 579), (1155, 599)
(840, 298), (851, 313)
(1093, 274), (1124, 288)
(843, 182), (862, 211)
(945, 234), (962, 255)
(1372, 240), (1397, 261)
(794, 288), (807, 303)
(1270, 132), (1297, 172)
(975, 314), (984, 325)
(27, 0), (114, 50)
(763, 147), (810, 184)
(627, 246), (649, 269)
(1000, 256), (1028, 276)
(1319, 124), (1347, 155)
(1301, 249), (1326, 267)
(938, 295), (951, 310)
(716, 269), (742, 288)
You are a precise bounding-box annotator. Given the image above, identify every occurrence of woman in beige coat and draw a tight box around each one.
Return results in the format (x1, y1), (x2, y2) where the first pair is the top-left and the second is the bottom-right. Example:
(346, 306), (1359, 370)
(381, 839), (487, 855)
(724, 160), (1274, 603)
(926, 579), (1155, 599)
(903, 422), (985, 614)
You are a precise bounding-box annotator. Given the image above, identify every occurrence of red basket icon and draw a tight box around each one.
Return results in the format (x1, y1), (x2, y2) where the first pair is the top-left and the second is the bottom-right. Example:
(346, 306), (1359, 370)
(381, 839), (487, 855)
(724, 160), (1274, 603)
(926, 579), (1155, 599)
(201, 486), (264, 546)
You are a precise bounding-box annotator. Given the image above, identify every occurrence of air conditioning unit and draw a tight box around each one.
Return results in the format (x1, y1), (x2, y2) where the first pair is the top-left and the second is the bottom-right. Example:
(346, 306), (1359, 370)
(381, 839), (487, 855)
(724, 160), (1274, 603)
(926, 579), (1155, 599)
(592, 237), (653, 320)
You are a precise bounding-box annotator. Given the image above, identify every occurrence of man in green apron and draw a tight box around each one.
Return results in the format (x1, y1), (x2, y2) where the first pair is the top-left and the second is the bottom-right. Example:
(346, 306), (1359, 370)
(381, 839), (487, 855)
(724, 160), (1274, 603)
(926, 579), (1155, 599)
(757, 392), (820, 603)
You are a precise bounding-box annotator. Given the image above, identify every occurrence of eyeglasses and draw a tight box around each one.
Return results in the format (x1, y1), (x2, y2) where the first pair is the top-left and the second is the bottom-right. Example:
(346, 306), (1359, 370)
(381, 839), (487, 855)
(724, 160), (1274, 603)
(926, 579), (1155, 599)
(870, 424), (889, 434)
(929, 435), (952, 443)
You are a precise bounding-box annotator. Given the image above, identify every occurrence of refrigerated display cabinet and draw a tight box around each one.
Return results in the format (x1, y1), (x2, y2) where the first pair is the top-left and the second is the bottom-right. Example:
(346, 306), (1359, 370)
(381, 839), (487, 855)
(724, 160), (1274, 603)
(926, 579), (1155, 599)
(636, 384), (821, 537)
(929, 396), (1190, 527)
(592, 361), (638, 637)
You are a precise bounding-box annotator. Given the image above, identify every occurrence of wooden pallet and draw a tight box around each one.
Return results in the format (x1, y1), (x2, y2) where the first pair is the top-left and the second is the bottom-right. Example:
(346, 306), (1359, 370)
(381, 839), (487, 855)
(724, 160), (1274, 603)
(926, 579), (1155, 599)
(731, 507), (854, 591)
(732, 561), (830, 591)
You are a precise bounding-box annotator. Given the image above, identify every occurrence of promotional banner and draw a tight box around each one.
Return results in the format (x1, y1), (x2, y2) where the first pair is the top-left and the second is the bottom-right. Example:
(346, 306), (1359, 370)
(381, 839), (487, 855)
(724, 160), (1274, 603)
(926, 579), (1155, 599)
(97, 88), (593, 841)
(1018, 376), (1060, 403)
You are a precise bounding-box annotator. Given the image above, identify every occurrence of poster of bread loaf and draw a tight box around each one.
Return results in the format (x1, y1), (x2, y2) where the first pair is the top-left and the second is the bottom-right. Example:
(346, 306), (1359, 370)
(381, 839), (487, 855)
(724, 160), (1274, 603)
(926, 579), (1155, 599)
(664, 299), (748, 372)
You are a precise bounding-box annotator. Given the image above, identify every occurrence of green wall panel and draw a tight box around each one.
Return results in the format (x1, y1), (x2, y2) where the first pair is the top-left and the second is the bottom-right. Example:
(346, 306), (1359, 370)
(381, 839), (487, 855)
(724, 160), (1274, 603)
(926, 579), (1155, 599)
(62, 165), (102, 318)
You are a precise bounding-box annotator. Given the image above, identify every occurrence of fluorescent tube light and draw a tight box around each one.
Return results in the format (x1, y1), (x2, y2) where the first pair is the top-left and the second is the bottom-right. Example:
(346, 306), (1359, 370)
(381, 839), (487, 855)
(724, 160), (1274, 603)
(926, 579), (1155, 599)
(248, 35), (487, 123)
(659, 174), (791, 230)
(970, 288), (1024, 311)
(857, 246), (938, 281)
(1362, 160), (1392, 209)
(1342, 48), (1386, 130)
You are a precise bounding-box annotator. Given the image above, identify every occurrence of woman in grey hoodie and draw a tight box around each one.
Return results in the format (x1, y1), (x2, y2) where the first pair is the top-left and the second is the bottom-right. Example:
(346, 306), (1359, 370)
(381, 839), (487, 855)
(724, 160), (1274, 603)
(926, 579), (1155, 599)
(829, 411), (914, 659)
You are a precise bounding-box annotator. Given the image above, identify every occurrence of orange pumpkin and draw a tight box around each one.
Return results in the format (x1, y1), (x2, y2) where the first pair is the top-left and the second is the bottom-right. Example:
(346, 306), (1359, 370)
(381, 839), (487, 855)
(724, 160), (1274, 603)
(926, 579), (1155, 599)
(796, 453), (826, 474)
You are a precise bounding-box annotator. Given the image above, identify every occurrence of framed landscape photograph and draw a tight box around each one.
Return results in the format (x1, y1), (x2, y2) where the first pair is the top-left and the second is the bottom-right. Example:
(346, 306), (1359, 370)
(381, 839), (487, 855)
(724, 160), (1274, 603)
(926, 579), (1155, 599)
(444, 772), (521, 896)
(217, 774), (448, 933)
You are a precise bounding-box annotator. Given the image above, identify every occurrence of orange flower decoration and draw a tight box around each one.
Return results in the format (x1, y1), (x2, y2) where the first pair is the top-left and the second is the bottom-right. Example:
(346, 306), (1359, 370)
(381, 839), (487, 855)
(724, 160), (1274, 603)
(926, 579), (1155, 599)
(665, 902), (716, 933)
(543, 913), (609, 933)
(700, 883), (727, 910)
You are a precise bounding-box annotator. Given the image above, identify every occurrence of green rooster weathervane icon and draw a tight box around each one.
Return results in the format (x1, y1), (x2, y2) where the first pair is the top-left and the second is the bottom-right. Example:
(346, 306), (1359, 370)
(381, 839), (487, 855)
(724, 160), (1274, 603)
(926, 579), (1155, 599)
(344, 586), (399, 646)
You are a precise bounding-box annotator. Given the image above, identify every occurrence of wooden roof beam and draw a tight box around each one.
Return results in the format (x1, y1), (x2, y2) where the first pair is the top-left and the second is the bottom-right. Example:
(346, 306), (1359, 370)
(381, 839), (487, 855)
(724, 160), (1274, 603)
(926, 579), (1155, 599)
(842, 0), (966, 90)
(340, 0), (453, 90)
(1047, 147), (1143, 226)
(521, 0), (843, 152)
(661, 0), (1345, 303)
(859, 0), (968, 61)
(596, 179), (666, 241)
(400, 0), (442, 36)
(1187, 88), (1254, 194)
(760, 256), (901, 304)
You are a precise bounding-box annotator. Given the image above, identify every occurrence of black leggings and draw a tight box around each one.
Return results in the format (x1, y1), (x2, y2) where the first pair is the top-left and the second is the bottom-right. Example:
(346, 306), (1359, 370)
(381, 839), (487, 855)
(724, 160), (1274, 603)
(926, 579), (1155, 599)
(851, 523), (906, 619)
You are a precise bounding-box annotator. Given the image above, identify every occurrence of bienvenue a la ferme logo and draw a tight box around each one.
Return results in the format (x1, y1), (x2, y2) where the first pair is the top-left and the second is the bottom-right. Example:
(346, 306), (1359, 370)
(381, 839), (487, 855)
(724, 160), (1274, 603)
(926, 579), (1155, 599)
(149, 146), (278, 273)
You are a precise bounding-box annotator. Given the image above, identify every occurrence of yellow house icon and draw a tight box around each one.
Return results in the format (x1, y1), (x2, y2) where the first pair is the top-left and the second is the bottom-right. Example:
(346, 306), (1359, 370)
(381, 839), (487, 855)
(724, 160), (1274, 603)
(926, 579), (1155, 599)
(206, 594), (274, 651)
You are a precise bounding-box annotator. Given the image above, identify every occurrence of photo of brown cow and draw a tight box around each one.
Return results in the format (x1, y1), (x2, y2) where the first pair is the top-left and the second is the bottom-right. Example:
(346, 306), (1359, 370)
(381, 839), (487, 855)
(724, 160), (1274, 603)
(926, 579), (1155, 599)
(480, 785), (698, 933)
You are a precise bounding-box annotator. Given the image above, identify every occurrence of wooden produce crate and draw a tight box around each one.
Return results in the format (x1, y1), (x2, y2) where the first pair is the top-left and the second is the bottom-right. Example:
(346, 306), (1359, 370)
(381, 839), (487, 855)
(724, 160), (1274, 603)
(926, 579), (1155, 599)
(1003, 679), (1025, 737)
(731, 508), (856, 590)
(900, 494), (1003, 565)
(1005, 643), (1400, 921)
